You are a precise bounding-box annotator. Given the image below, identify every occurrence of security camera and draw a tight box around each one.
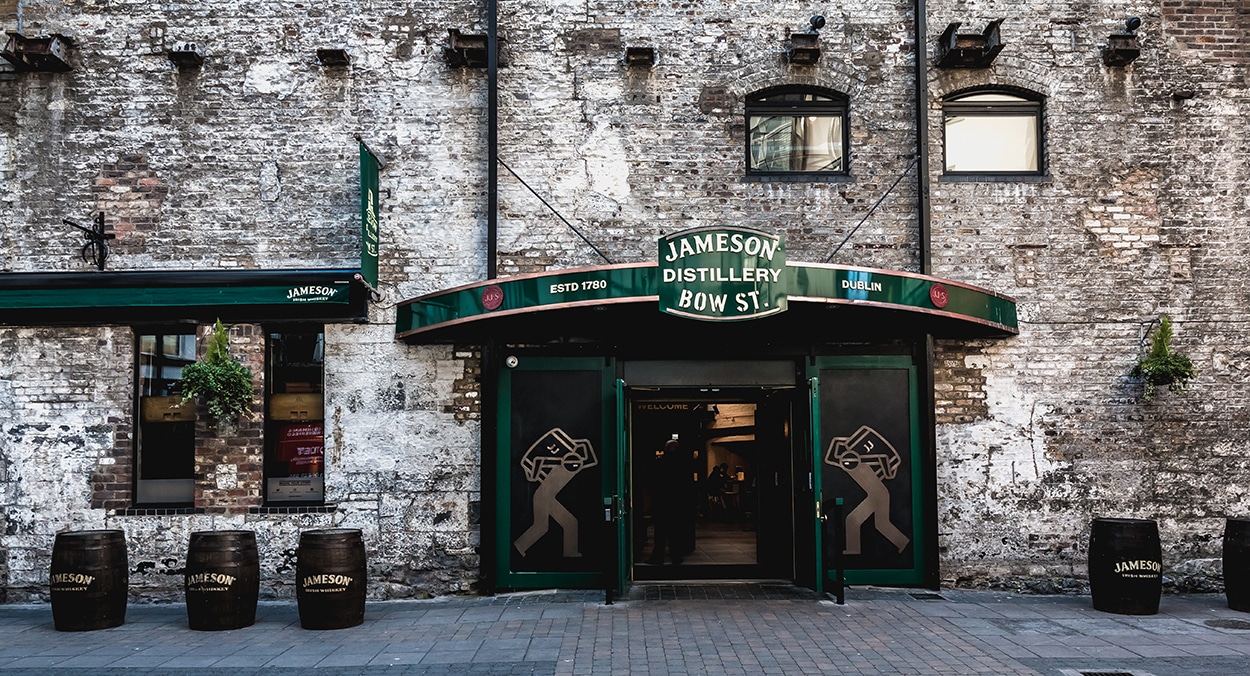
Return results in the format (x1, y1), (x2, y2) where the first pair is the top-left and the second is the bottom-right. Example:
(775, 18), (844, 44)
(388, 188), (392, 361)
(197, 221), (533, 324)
(1125, 17), (1141, 32)
(810, 15), (826, 31)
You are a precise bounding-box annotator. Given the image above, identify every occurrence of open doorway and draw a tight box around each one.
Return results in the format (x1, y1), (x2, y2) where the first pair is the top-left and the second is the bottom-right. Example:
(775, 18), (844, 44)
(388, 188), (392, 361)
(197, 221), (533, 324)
(630, 389), (794, 580)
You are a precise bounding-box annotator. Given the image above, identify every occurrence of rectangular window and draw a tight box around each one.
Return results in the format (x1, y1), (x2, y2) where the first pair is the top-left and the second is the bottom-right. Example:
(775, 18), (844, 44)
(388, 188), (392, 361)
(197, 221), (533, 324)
(942, 91), (1043, 176)
(264, 328), (325, 504)
(745, 88), (849, 177)
(135, 331), (196, 505)
(749, 114), (845, 172)
(944, 114), (1038, 173)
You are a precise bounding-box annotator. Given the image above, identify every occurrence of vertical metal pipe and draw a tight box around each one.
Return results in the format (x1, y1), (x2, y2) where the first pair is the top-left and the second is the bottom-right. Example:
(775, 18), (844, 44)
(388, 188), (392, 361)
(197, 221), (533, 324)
(915, 0), (931, 275)
(915, 0), (942, 591)
(486, 0), (499, 279)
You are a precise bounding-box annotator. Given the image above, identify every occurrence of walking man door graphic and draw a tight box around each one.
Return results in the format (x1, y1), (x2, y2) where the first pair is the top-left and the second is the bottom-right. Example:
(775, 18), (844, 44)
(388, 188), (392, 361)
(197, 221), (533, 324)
(825, 425), (910, 555)
(513, 428), (599, 558)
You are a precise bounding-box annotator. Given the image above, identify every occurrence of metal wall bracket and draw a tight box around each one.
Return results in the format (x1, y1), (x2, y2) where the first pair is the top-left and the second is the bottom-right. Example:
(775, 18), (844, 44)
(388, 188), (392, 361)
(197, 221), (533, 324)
(167, 42), (204, 69)
(445, 29), (504, 68)
(624, 46), (655, 68)
(63, 212), (115, 271)
(2, 32), (73, 72)
(1101, 34), (1141, 67)
(936, 19), (1005, 68)
(316, 48), (351, 68)
(787, 32), (821, 65)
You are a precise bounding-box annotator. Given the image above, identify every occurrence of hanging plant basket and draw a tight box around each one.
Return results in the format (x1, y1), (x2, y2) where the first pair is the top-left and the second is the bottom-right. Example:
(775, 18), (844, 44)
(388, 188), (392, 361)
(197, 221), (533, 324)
(180, 319), (254, 425)
(1130, 315), (1196, 402)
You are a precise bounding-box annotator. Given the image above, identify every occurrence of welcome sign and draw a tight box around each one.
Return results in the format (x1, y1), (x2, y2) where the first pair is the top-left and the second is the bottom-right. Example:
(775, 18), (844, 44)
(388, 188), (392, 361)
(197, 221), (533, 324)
(658, 226), (787, 321)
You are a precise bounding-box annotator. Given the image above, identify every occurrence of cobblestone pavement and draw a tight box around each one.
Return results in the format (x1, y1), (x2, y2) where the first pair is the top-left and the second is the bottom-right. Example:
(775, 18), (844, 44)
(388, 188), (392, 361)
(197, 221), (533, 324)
(1, 584), (1249, 674)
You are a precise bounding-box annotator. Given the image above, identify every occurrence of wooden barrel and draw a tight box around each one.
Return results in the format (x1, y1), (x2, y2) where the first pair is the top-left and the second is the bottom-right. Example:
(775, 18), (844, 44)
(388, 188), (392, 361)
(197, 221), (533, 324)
(295, 528), (366, 630)
(50, 529), (128, 631)
(1088, 517), (1161, 615)
(1224, 518), (1250, 612)
(185, 530), (260, 631)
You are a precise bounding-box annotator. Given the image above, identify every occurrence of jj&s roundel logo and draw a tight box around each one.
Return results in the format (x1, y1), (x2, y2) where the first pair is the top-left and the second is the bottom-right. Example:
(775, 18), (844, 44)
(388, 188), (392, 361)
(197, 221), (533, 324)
(481, 285), (504, 311)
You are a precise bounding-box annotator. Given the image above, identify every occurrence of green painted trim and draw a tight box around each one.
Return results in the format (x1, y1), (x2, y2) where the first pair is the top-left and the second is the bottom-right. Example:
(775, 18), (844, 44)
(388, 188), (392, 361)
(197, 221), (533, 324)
(395, 262), (1017, 339)
(808, 376), (824, 595)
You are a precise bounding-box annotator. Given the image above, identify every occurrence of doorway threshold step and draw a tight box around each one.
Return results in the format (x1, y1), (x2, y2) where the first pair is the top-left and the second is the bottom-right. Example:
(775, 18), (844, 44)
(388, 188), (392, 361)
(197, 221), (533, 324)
(628, 581), (821, 601)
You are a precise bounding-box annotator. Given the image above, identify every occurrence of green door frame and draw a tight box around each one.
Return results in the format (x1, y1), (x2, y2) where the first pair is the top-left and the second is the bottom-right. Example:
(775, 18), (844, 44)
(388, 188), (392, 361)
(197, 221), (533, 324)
(494, 356), (620, 590)
(807, 375), (824, 594)
(807, 355), (926, 587)
(612, 378), (631, 597)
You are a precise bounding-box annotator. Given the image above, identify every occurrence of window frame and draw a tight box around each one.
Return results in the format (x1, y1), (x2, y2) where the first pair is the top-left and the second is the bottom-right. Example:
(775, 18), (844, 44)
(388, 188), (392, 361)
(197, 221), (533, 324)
(941, 87), (1046, 179)
(263, 324), (327, 506)
(745, 85), (851, 180)
(133, 327), (197, 506)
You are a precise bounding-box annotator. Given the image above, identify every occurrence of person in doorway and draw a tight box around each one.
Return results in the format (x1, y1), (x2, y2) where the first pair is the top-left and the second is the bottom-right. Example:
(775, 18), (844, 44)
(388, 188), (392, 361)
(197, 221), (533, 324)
(707, 464), (728, 519)
(647, 437), (684, 565)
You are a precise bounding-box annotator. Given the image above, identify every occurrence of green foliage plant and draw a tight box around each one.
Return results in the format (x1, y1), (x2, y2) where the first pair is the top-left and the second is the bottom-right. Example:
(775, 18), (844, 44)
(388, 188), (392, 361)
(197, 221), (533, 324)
(1130, 315), (1196, 402)
(180, 319), (254, 422)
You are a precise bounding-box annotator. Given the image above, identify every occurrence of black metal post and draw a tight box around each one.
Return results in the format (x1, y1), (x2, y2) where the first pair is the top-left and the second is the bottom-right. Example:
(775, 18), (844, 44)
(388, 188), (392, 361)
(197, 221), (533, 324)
(486, 0), (498, 279)
(832, 498), (845, 605)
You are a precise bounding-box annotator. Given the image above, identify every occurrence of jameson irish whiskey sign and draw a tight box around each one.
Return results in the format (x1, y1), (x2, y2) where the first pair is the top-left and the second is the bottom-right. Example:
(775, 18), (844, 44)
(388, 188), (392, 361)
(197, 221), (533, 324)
(658, 226), (787, 321)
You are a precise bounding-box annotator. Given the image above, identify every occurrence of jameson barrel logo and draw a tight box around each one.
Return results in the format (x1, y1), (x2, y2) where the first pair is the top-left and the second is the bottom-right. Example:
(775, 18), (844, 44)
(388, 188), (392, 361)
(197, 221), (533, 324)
(1113, 559), (1162, 579)
(186, 572), (237, 592)
(658, 226), (787, 321)
(301, 573), (354, 592)
(50, 572), (95, 591)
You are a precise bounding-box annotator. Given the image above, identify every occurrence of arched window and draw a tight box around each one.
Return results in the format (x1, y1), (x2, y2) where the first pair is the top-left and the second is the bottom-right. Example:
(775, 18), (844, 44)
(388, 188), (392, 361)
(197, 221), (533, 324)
(746, 87), (849, 176)
(943, 89), (1044, 175)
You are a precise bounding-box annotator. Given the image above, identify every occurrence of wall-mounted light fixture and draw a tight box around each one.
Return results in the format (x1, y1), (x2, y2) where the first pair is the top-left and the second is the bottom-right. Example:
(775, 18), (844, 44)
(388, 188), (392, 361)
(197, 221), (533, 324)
(1101, 17), (1142, 67)
(316, 48), (351, 68)
(936, 19), (1005, 68)
(787, 15), (824, 65)
(167, 42), (204, 69)
(624, 46), (656, 68)
(2, 32), (73, 72)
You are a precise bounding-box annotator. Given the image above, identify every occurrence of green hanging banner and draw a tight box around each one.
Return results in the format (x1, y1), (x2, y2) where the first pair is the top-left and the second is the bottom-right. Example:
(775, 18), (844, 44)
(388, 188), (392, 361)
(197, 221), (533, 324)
(359, 141), (382, 291)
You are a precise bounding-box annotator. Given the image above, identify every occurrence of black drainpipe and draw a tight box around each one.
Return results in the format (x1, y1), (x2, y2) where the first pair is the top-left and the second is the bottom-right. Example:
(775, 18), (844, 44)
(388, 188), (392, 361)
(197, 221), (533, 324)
(481, 0), (501, 596)
(486, 0), (499, 279)
(915, 0), (942, 592)
(915, 0), (931, 274)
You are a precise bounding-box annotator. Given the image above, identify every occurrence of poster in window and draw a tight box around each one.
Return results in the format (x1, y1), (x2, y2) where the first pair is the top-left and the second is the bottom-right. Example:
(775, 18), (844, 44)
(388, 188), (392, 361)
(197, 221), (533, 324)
(268, 422), (325, 502)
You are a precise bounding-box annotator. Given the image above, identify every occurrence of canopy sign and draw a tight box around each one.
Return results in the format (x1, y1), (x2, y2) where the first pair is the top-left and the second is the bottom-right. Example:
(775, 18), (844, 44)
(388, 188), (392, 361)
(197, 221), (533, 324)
(658, 226), (787, 321)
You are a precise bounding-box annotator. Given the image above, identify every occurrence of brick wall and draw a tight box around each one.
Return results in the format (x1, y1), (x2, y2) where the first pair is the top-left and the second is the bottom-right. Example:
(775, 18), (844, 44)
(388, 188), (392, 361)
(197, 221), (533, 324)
(2, 0), (1250, 600)
(192, 323), (265, 514)
(1163, 0), (1250, 61)
(0, 327), (131, 600)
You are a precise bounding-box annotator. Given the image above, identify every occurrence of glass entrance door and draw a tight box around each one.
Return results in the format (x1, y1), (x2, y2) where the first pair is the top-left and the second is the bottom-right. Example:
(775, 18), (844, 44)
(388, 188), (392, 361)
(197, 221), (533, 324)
(628, 389), (795, 581)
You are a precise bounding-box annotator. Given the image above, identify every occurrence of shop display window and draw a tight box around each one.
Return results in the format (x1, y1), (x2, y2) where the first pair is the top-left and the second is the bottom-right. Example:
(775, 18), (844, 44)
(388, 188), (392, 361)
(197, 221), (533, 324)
(264, 327), (325, 504)
(943, 88), (1044, 176)
(135, 330), (197, 505)
(746, 86), (849, 176)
